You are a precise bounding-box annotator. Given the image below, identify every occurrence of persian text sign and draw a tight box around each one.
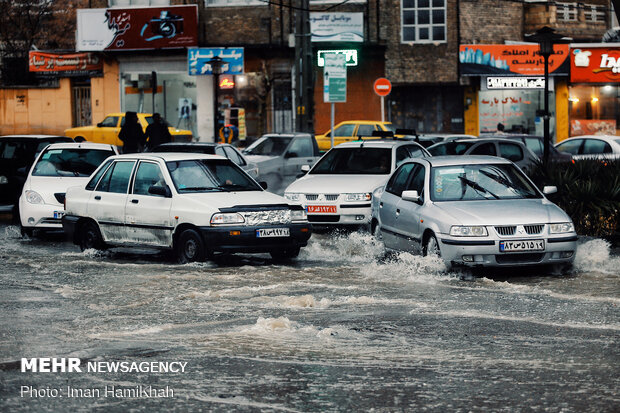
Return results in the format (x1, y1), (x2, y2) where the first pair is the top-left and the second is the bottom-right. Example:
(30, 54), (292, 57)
(310, 13), (363, 42)
(77, 5), (198, 51)
(324, 54), (347, 103)
(188, 48), (244, 75)
(571, 47), (620, 83)
(29, 52), (102, 76)
(460, 44), (569, 76)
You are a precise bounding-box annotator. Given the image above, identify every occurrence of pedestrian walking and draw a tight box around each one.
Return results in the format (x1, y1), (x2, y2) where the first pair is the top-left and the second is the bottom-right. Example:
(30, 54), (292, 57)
(118, 111), (146, 153)
(145, 113), (172, 150)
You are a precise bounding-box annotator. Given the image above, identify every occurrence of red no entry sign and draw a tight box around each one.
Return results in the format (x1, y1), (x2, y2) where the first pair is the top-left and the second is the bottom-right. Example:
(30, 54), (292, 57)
(373, 78), (392, 97)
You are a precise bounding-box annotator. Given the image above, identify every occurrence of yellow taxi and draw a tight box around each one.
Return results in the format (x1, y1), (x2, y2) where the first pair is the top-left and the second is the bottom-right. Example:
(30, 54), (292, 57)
(315, 120), (402, 152)
(64, 113), (193, 146)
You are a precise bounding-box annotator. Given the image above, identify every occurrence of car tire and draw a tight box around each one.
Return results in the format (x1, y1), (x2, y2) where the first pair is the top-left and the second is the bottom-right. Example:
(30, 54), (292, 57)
(270, 247), (300, 261)
(79, 221), (105, 251)
(371, 221), (383, 241)
(176, 229), (206, 264)
(423, 233), (441, 258)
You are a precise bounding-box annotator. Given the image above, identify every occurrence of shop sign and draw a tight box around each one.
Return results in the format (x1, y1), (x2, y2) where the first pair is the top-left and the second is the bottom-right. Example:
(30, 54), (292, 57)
(460, 44), (569, 76)
(317, 50), (358, 67)
(310, 13), (363, 42)
(571, 46), (620, 83)
(28, 51), (103, 77)
(219, 75), (235, 89)
(323, 54), (347, 103)
(570, 119), (617, 136)
(76, 5), (198, 51)
(188, 48), (244, 75)
(483, 77), (549, 90)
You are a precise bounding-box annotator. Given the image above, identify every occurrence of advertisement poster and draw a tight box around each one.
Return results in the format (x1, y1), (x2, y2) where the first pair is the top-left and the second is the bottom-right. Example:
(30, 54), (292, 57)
(77, 5), (198, 51)
(571, 46), (620, 83)
(570, 119), (617, 136)
(460, 44), (569, 76)
(28, 52), (103, 77)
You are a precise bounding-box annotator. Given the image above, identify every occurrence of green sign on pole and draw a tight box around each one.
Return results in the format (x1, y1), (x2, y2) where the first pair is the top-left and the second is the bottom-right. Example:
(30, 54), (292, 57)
(323, 53), (347, 103)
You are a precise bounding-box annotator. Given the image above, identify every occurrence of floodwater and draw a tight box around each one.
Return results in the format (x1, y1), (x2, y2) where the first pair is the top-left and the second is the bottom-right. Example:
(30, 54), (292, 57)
(0, 223), (618, 412)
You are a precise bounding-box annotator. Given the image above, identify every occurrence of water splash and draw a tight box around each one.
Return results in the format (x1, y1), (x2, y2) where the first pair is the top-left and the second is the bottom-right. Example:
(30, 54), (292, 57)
(300, 232), (384, 263)
(574, 239), (620, 275)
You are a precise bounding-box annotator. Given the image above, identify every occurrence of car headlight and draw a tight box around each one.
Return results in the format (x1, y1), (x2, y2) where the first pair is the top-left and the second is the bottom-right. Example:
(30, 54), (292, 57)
(25, 190), (44, 204)
(345, 193), (371, 202)
(450, 225), (488, 237)
(290, 209), (307, 222)
(549, 222), (574, 234)
(284, 193), (301, 202)
(210, 212), (245, 225)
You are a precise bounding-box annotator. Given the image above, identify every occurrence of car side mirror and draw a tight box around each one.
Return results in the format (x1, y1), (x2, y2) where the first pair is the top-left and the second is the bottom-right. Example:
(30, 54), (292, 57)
(285, 152), (298, 158)
(300, 164), (310, 173)
(401, 190), (420, 203)
(259, 181), (268, 190)
(96, 122), (103, 127)
(148, 185), (172, 198)
(542, 186), (557, 195)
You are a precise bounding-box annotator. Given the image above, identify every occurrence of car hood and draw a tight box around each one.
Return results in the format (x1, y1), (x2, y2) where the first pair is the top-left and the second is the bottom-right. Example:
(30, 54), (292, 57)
(433, 199), (570, 226)
(179, 190), (294, 211)
(25, 176), (91, 205)
(285, 174), (389, 193)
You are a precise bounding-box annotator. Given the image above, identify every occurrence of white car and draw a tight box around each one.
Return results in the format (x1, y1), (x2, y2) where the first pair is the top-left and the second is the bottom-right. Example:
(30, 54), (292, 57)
(555, 135), (620, 161)
(19, 142), (118, 236)
(371, 156), (577, 270)
(284, 140), (430, 227)
(62, 153), (311, 263)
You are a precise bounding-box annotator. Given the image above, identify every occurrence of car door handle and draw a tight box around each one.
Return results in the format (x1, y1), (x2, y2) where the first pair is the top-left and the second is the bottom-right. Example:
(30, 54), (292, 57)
(94, 195), (101, 200)
(131, 199), (139, 204)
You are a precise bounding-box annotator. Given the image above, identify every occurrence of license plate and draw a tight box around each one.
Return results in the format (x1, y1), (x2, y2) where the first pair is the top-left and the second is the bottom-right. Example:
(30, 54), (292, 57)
(500, 239), (545, 252)
(307, 205), (337, 214)
(256, 228), (290, 238)
(53, 211), (65, 219)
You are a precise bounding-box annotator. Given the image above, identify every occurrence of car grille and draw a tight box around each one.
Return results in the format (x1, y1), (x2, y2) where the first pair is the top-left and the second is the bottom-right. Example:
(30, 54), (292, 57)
(241, 210), (291, 226)
(304, 194), (339, 202)
(495, 226), (516, 236)
(524, 224), (544, 235)
(308, 215), (340, 223)
(305, 194), (319, 201)
(495, 253), (545, 264)
(325, 194), (339, 201)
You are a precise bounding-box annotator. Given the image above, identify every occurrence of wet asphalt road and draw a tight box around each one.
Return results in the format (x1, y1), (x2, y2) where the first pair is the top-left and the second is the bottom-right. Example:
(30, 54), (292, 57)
(0, 220), (618, 412)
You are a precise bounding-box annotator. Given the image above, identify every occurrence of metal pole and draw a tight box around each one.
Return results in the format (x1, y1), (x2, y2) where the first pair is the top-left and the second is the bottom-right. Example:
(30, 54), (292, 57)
(213, 74), (219, 142)
(380, 96), (385, 123)
(330, 102), (335, 149)
(543, 53), (550, 169)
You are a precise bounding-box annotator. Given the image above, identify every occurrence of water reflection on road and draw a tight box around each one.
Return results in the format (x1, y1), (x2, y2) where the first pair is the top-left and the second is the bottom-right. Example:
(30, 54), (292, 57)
(0, 224), (618, 412)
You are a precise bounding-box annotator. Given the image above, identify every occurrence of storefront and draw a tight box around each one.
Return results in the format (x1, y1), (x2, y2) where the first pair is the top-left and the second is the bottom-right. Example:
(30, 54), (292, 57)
(569, 44), (620, 136)
(460, 44), (570, 141)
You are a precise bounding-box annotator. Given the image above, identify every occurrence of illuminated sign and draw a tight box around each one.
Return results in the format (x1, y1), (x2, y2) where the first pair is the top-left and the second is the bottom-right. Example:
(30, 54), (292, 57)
(317, 50), (357, 67)
(219, 76), (235, 89)
(485, 77), (546, 89)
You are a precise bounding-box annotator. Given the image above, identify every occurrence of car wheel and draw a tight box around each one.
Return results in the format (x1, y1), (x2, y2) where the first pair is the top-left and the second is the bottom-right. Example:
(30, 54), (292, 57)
(79, 221), (105, 251)
(423, 233), (441, 258)
(371, 221), (383, 241)
(270, 247), (300, 261)
(176, 229), (206, 264)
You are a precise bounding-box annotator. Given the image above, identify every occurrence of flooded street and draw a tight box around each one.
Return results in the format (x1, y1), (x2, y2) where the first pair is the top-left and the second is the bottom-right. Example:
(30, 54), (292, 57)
(0, 222), (618, 412)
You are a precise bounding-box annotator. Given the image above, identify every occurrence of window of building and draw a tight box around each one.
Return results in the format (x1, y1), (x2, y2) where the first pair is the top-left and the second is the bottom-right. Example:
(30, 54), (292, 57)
(401, 0), (446, 43)
(556, 2), (578, 22)
(584, 5), (606, 23)
(108, 0), (170, 6)
(569, 85), (620, 136)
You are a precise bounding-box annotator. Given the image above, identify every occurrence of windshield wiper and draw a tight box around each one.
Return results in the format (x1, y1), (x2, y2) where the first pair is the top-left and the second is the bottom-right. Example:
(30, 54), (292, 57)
(180, 186), (230, 192)
(458, 176), (499, 199)
(480, 169), (538, 198)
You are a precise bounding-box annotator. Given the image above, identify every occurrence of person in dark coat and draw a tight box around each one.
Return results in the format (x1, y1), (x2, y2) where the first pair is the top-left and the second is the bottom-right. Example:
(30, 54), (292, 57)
(145, 113), (173, 150)
(118, 111), (146, 153)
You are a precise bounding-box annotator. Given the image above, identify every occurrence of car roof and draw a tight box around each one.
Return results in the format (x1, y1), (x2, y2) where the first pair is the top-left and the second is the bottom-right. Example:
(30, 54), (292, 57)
(44, 142), (116, 150)
(0, 134), (71, 140)
(335, 140), (421, 148)
(431, 137), (528, 146)
(260, 132), (313, 138)
(418, 155), (512, 167)
(336, 120), (392, 124)
(110, 153), (227, 162)
(157, 142), (221, 147)
(558, 135), (619, 143)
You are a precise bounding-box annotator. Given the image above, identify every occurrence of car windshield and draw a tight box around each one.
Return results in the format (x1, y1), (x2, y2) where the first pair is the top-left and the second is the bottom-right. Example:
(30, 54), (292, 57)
(428, 141), (475, 156)
(166, 159), (260, 193)
(32, 148), (114, 177)
(310, 147), (392, 175)
(243, 137), (292, 156)
(430, 163), (541, 202)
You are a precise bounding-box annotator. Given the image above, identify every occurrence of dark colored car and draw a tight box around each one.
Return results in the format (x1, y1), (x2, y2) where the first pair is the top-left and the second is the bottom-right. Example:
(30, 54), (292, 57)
(482, 134), (572, 163)
(0, 135), (74, 213)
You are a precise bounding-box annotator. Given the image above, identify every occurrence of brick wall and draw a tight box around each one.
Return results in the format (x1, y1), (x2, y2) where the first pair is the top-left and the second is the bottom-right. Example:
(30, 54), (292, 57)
(524, 1), (610, 42)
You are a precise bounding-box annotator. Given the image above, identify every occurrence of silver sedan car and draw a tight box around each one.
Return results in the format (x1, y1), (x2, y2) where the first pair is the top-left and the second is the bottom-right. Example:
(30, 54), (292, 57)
(371, 156), (577, 270)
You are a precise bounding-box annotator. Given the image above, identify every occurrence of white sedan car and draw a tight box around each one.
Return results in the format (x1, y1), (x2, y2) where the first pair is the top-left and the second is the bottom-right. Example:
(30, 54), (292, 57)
(371, 156), (577, 270)
(19, 142), (118, 236)
(62, 153), (311, 263)
(555, 135), (620, 161)
(284, 140), (430, 227)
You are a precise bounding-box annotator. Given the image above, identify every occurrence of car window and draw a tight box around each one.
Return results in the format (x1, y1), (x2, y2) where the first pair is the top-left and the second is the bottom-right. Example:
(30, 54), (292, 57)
(215, 147), (226, 157)
(333, 124), (356, 137)
(499, 143), (523, 162)
(36, 141), (54, 153)
(133, 162), (166, 196)
(395, 146), (411, 166)
(405, 144), (426, 159)
(144, 116), (154, 125)
(386, 163), (415, 196)
(583, 139), (612, 154)
(166, 159), (260, 192)
(244, 136), (292, 156)
(406, 164), (426, 201)
(356, 124), (376, 137)
(86, 160), (113, 191)
(524, 137), (544, 157)
(0, 141), (27, 161)
(32, 148), (114, 177)
(100, 116), (119, 127)
(311, 148), (392, 175)
(556, 139), (583, 155)
(96, 161), (135, 193)
(223, 146), (246, 165)
(287, 137), (314, 158)
(428, 141), (474, 156)
(471, 142), (496, 156)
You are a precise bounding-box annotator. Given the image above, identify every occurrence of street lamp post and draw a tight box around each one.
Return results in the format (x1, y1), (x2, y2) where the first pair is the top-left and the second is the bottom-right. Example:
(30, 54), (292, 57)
(208, 55), (224, 142)
(525, 26), (570, 170)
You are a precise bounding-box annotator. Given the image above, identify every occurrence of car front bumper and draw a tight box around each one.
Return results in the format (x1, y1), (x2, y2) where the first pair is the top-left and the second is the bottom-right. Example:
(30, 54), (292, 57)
(19, 198), (65, 230)
(306, 203), (372, 226)
(199, 223), (312, 253)
(438, 235), (578, 267)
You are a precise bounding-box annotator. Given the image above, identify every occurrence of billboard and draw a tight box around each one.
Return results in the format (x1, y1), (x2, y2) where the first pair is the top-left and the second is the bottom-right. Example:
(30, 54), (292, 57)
(571, 46), (620, 83)
(460, 44), (569, 76)
(29, 52), (103, 77)
(77, 5), (198, 51)
(310, 13), (363, 42)
(188, 48), (244, 76)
